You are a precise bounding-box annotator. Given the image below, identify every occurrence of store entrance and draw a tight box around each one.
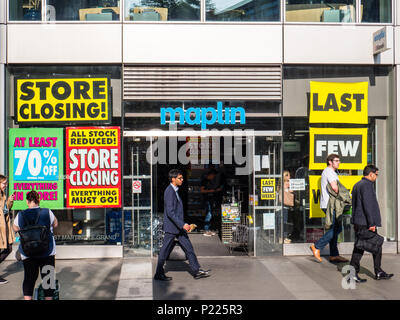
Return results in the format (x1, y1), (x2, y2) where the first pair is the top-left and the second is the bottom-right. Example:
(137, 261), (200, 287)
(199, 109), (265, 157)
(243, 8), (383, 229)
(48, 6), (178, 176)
(122, 130), (283, 257)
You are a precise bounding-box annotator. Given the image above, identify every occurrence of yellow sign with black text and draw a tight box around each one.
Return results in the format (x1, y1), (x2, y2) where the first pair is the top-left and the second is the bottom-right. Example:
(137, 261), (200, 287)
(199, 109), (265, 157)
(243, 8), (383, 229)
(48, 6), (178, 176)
(309, 127), (367, 170)
(15, 77), (111, 123)
(309, 81), (368, 124)
(309, 175), (362, 218)
(261, 179), (276, 200)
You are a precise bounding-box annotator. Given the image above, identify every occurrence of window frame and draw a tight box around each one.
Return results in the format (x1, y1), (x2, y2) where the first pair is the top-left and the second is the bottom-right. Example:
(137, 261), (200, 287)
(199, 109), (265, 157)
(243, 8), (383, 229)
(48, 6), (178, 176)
(283, 0), (393, 25)
(6, 0), (284, 24)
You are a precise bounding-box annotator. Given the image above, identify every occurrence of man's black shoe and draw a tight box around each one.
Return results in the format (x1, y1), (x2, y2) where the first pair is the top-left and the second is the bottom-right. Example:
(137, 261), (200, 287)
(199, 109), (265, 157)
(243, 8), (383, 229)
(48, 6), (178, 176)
(353, 274), (367, 283)
(193, 270), (211, 279)
(0, 277), (8, 285)
(199, 268), (211, 274)
(154, 274), (173, 281)
(375, 271), (394, 280)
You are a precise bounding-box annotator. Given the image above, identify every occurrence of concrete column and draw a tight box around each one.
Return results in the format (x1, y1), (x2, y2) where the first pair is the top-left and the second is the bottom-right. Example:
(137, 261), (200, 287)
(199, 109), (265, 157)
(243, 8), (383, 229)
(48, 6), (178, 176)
(0, 63), (4, 174)
(0, 0), (5, 174)
(397, 65), (400, 253)
(0, 0), (5, 24)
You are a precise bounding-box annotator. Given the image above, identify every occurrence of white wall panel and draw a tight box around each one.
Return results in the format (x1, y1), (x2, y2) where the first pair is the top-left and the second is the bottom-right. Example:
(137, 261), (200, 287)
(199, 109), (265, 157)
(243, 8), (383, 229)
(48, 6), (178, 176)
(7, 24), (122, 63)
(395, 27), (400, 64)
(397, 65), (400, 253)
(0, 64), (4, 174)
(397, 0), (400, 26)
(0, 0), (5, 24)
(284, 25), (394, 64)
(0, 25), (5, 64)
(123, 24), (282, 64)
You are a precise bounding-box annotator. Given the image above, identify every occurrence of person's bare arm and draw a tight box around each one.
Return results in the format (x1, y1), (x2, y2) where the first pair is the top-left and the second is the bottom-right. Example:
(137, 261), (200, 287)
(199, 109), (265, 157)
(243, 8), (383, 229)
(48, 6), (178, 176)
(53, 216), (58, 228)
(329, 180), (339, 193)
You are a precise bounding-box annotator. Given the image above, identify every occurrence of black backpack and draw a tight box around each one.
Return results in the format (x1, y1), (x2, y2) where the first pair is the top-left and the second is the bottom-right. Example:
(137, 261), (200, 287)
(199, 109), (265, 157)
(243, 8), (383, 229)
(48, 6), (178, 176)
(18, 209), (50, 258)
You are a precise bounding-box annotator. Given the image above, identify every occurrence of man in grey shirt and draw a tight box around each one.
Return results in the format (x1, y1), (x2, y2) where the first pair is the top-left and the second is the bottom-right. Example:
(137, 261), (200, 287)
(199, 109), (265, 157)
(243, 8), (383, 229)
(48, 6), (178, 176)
(310, 154), (348, 263)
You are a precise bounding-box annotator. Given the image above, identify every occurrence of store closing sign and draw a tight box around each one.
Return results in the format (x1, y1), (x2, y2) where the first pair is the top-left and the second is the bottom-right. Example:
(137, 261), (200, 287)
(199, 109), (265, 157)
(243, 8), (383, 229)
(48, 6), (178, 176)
(15, 77), (111, 124)
(261, 179), (276, 200)
(9, 128), (64, 210)
(66, 127), (121, 208)
(309, 175), (362, 218)
(309, 127), (367, 170)
(309, 81), (368, 124)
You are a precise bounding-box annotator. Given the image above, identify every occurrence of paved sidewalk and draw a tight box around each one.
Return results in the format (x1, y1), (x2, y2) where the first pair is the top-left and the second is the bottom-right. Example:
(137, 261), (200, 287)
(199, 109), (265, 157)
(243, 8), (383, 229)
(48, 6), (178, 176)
(153, 254), (400, 300)
(0, 254), (399, 300)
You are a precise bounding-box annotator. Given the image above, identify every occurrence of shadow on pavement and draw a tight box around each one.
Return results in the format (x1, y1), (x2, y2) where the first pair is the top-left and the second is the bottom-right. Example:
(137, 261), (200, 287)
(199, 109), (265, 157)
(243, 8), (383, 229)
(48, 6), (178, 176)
(335, 262), (375, 279)
(88, 261), (122, 300)
(153, 260), (200, 300)
(0, 261), (23, 278)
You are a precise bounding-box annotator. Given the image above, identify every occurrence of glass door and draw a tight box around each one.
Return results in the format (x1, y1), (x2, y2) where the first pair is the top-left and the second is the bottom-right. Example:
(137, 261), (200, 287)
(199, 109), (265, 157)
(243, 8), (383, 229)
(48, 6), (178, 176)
(122, 135), (153, 257)
(252, 134), (283, 256)
(123, 130), (282, 257)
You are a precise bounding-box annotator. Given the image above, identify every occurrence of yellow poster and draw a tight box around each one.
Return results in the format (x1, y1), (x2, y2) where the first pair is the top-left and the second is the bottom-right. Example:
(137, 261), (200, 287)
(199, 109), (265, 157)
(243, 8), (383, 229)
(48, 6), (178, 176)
(309, 81), (368, 124)
(309, 127), (368, 170)
(309, 175), (362, 218)
(15, 77), (110, 123)
(261, 179), (276, 200)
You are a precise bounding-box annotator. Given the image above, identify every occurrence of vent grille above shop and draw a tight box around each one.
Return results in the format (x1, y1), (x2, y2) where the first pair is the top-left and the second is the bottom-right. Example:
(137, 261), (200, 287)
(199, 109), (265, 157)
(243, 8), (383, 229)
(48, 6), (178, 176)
(123, 65), (282, 100)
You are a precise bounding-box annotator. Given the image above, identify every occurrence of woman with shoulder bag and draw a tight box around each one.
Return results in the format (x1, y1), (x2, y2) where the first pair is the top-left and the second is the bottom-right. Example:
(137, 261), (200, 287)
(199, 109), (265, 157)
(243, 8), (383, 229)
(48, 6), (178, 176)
(0, 175), (15, 284)
(12, 190), (58, 300)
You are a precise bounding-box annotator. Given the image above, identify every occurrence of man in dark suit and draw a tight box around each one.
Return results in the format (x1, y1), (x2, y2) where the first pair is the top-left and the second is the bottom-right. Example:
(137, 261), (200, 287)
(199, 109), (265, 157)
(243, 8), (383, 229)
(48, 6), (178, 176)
(154, 169), (211, 281)
(350, 164), (394, 283)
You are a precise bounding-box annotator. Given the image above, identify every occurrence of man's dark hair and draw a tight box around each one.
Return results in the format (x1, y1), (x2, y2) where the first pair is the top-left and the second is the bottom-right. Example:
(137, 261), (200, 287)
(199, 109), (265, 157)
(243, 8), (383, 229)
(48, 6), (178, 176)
(168, 169), (183, 182)
(363, 164), (379, 176)
(207, 169), (217, 176)
(26, 190), (40, 205)
(326, 154), (340, 166)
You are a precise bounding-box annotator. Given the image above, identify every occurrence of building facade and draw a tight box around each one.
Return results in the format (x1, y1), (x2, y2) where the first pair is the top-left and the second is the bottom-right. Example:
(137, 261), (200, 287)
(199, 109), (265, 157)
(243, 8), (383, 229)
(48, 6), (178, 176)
(1, 0), (398, 258)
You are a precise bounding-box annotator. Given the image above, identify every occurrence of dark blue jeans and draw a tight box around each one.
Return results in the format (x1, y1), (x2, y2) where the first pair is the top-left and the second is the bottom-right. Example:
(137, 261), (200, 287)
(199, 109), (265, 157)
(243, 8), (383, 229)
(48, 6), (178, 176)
(314, 209), (342, 257)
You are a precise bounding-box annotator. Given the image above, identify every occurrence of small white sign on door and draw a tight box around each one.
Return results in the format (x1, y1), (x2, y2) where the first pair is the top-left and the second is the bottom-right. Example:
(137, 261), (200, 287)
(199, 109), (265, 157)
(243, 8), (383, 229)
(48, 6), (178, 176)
(263, 212), (275, 230)
(132, 180), (142, 193)
(289, 179), (306, 191)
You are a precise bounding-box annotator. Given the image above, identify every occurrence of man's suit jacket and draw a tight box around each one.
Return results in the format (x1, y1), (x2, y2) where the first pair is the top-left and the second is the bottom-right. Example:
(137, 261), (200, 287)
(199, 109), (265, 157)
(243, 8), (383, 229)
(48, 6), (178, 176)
(351, 177), (382, 227)
(163, 184), (185, 235)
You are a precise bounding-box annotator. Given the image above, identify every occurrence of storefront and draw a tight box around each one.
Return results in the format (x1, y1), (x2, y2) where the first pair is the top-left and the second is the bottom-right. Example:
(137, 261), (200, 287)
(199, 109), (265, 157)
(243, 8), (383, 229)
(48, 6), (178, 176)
(282, 64), (397, 255)
(4, 62), (397, 258)
(6, 65), (124, 258)
(121, 65), (285, 257)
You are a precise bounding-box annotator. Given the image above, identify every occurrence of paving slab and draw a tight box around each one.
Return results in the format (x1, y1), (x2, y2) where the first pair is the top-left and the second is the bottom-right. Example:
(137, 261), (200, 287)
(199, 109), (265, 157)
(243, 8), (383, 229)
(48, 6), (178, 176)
(0, 254), (398, 300)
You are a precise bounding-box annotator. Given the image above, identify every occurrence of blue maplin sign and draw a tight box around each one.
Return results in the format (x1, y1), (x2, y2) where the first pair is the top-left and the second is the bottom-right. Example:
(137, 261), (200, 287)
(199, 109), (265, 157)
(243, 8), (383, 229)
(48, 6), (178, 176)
(160, 101), (246, 129)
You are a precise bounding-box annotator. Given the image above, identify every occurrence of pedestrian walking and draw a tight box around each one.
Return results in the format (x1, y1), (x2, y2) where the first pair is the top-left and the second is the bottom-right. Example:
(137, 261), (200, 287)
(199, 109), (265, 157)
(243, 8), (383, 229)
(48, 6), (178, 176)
(349, 164), (393, 283)
(310, 154), (349, 263)
(13, 190), (58, 300)
(154, 169), (211, 281)
(0, 175), (15, 284)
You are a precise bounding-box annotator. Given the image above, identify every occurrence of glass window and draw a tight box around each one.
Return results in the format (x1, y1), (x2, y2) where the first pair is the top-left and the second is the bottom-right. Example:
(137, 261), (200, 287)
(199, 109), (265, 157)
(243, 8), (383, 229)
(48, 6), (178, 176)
(124, 0), (200, 21)
(9, 0), (121, 21)
(6, 65), (123, 245)
(206, 0), (280, 21)
(9, 0), (42, 21)
(47, 0), (121, 21)
(361, 0), (391, 23)
(282, 65), (396, 244)
(286, 0), (356, 23)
